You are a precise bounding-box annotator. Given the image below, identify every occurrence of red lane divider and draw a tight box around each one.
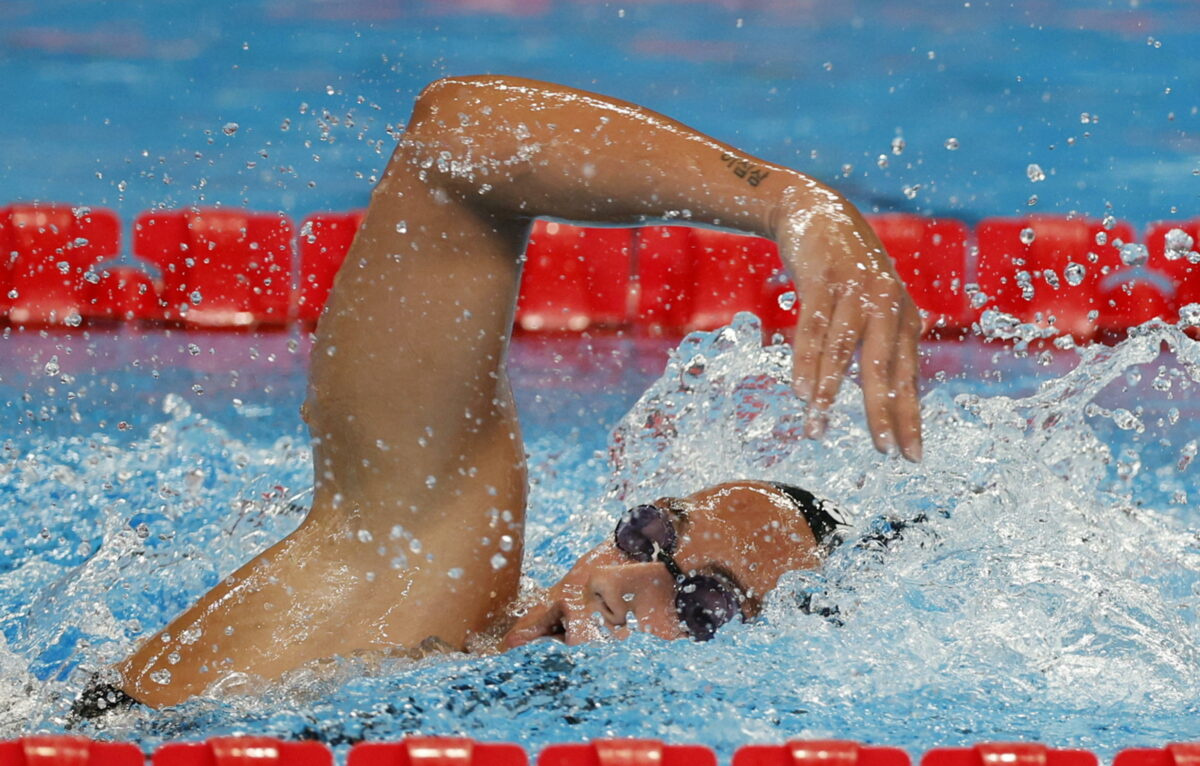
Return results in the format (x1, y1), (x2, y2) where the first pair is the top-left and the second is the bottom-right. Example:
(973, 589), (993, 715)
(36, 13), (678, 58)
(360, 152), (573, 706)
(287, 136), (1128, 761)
(977, 216), (1136, 340)
(349, 738), (528, 766)
(1114, 744), (1200, 766)
(134, 208), (292, 328)
(5, 203), (1200, 339)
(0, 204), (120, 325)
(633, 225), (696, 332)
(922, 744), (1097, 766)
(152, 738), (331, 766)
(734, 741), (910, 766)
(687, 228), (792, 333)
(539, 740), (716, 766)
(516, 220), (632, 332)
(0, 738), (142, 766)
(1145, 220), (1200, 309)
(870, 214), (973, 336)
(5, 738), (1200, 766)
(85, 265), (162, 322)
(298, 210), (364, 324)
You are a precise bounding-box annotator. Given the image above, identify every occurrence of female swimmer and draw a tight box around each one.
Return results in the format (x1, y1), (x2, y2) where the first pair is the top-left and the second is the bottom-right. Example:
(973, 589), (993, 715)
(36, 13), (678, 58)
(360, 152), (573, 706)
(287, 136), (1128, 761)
(84, 75), (922, 712)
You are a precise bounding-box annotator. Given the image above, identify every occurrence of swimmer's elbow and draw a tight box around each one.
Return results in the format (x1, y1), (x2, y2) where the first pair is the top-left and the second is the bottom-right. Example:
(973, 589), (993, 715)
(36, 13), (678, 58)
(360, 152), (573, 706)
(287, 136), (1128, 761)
(408, 75), (513, 133)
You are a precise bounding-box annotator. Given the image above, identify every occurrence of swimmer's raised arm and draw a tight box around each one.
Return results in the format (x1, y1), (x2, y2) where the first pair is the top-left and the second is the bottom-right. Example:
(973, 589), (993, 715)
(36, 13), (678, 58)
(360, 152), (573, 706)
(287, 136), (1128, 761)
(104, 75), (919, 714)
(391, 75), (922, 459)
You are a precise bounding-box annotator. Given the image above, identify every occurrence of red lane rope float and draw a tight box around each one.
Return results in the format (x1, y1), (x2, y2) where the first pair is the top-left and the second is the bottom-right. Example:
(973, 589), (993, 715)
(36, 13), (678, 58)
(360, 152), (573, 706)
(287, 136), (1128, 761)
(869, 214), (973, 338)
(976, 216), (1137, 342)
(152, 738), (331, 766)
(0, 737), (142, 766)
(516, 220), (633, 332)
(348, 737), (528, 766)
(297, 210), (364, 325)
(922, 744), (1097, 766)
(1114, 744), (1200, 766)
(632, 224), (695, 333)
(539, 740), (717, 766)
(733, 740), (911, 766)
(0, 204), (121, 326)
(4, 204), (1199, 338)
(134, 208), (292, 328)
(1145, 221), (1200, 310)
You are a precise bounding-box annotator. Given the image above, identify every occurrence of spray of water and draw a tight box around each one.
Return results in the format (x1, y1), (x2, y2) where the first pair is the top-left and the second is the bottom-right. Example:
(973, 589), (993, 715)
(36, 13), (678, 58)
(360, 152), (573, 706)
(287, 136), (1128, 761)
(0, 316), (1196, 755)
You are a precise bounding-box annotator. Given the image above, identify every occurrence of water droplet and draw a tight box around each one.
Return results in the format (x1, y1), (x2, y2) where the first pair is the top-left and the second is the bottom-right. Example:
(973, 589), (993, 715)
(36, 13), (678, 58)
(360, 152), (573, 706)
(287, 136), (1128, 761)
(1026, 163), (1045, 183)
(970, 291), (990, 310)
(891, 137), (906, 155)
(409, 538), (423, 554)
(876, 154), (889, 169)
(395, 220), (408, 234)
(499, 534), (514, 552)
(447, 567), (464, 579)
(776, 291), (797, 310)
(187, 343), (201, 356)
(43, 356), (60, 376)
(1164, 228), (1195, 261)
(1064, 262), (1086, 286)
(1178, 303), (1200, 328)
(190, 290), (203, 305)
(944, 137), (959, 150)
(1020, 227), (1036, 245)
(83, 270), (101, 284)
(222, 122), (239, 136)
(1119, 242), (1148, 267)
(149, 669), (172, 685)
(357, 529), (373, 543)
(425, 475), (437, 489)
(902, 184), (921, 200)
(490, 553), (508, 570)
(1102, 214), (1117, 231)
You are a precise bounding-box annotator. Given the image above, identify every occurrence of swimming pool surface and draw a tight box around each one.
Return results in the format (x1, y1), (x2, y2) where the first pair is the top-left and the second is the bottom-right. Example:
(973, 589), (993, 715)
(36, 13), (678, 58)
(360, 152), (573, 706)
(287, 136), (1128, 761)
(0, 318), (1197, 758)
(2, 0), (1199, 228)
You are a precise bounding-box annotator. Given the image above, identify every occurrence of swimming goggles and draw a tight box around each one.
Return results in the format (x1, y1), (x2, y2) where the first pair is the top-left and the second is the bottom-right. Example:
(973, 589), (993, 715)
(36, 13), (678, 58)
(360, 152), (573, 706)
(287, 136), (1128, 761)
(613, 503), (744, 641)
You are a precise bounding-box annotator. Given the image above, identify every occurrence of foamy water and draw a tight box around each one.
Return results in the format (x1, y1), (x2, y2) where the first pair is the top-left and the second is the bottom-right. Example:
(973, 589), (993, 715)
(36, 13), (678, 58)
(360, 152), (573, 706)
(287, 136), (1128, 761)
(0, 318), (1196, 756)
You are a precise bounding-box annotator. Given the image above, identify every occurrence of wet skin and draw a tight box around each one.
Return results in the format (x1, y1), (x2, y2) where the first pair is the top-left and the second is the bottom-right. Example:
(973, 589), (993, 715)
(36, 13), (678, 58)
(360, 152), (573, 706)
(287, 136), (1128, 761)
(115, 75), (921, 709)
(503, 481), (825, 648)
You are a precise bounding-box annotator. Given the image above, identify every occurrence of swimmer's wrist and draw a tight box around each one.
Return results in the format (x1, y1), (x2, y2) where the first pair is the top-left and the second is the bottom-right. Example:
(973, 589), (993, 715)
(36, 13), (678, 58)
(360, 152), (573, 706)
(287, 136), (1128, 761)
(766, 173), (833, 241)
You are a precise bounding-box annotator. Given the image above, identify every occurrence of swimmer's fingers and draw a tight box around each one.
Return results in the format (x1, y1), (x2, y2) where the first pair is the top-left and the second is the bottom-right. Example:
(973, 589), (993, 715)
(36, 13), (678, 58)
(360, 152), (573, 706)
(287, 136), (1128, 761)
(891, 301), (923, 461)
(804, 292), (867, 439)
(791, 273), (837, 406)
(859, 286), (903, 455)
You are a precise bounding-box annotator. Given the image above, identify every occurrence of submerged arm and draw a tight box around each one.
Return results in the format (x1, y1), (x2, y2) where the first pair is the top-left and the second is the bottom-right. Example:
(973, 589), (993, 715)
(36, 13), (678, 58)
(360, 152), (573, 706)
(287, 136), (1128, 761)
(394, 75), (922, 458)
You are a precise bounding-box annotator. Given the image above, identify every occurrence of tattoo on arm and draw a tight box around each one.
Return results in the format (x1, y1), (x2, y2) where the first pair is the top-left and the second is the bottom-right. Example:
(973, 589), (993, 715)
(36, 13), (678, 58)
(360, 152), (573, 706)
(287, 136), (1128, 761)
(719, 152), (770, 187)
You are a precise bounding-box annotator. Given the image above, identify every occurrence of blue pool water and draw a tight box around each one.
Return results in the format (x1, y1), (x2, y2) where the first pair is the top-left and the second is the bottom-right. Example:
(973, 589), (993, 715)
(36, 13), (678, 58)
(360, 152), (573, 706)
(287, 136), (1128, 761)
(0, 318), (1198, 758)
(2, 0), (1199, 227)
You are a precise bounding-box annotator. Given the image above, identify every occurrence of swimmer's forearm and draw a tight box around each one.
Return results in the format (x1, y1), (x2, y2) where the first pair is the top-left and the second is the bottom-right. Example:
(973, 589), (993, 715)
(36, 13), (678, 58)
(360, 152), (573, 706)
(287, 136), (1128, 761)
(392, 75), (834, 239)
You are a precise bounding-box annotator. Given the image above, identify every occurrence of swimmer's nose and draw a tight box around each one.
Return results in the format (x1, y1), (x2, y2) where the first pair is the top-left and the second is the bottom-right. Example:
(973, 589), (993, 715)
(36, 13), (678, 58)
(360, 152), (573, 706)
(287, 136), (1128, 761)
(586, 562), (678, 634)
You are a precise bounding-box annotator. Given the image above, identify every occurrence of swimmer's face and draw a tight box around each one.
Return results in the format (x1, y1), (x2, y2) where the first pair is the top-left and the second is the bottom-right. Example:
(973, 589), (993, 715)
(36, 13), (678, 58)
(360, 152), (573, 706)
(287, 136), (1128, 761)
(501, 480), (824, 648)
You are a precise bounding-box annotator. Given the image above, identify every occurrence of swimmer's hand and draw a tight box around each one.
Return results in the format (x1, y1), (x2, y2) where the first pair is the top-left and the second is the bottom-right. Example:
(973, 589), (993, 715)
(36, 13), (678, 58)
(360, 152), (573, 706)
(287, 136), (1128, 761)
(775, 187), (923, 461)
